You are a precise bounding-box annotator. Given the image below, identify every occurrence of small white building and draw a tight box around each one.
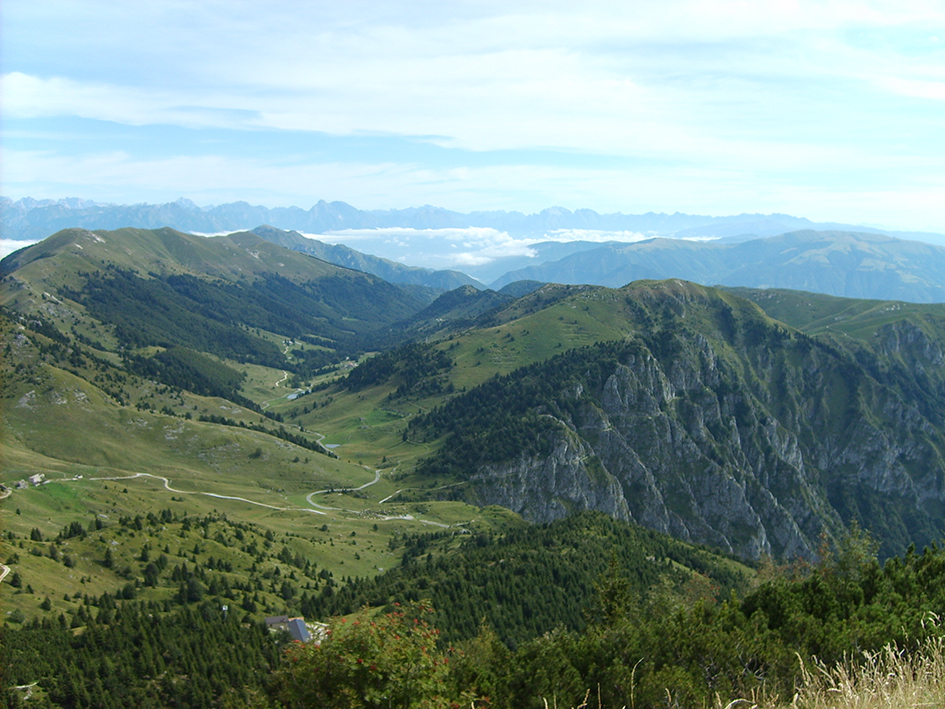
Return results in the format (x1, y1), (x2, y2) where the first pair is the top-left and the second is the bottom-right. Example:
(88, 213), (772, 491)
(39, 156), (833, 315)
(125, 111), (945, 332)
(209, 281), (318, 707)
(28, 474), (45, 486)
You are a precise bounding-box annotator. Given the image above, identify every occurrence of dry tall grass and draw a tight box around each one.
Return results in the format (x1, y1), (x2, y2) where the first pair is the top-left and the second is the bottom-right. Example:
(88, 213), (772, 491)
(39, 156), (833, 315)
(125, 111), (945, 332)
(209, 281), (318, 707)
(550, 634), (945, 709)
(717, 634), (945, 709)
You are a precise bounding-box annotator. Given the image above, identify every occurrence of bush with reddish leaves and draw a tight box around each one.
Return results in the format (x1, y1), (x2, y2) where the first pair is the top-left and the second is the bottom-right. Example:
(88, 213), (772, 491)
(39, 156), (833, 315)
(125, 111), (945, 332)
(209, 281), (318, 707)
(275, 601), (463, 709)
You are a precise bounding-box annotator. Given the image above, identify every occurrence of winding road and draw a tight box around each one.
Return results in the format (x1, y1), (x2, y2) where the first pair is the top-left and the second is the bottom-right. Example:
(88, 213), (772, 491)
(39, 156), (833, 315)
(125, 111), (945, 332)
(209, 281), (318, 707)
(261, 342), (306, 409)
(262, 369), (305, 410)
(32, 462), (454, 529)
(10, 348), (453, 528)
(305, 469), (381, 510)
(50, 472), (327, 515)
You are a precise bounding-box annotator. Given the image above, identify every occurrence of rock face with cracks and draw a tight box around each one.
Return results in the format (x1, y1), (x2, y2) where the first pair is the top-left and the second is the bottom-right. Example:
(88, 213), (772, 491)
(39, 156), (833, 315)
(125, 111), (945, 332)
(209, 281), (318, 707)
(425, 285), (945, 561)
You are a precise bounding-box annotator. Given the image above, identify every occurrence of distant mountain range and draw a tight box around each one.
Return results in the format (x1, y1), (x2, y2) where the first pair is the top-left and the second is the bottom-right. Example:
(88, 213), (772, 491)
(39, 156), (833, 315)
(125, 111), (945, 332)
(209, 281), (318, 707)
(491, 230), (945, 303)
(249, 225), (478, 292)
(244, 226), (945, 304)
(5, 199), (945, 304)
(4, 196), (944, 245)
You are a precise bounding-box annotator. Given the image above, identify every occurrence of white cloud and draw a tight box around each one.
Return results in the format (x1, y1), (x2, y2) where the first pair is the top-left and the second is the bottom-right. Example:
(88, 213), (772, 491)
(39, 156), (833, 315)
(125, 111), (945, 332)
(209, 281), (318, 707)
(3, 1), (945, 232)
(0, 239), (38, 258)
(877, 76), (945, 100)
(6, 1), (944, 158)
(310, 226), (537, 268)
(1, 72), (262, 129)
(308, 226), (697, 269)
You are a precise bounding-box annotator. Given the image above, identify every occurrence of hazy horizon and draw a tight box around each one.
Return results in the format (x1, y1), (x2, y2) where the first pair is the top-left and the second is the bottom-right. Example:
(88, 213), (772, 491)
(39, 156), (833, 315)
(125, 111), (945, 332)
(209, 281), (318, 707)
(2, 1), (943, 234)
(6, 195), (945, 268)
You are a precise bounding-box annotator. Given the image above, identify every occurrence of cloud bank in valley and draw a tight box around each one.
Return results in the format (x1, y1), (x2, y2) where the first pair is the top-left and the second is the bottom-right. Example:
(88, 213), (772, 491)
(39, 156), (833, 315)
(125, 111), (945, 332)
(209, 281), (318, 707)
(308, 227), (665, 271)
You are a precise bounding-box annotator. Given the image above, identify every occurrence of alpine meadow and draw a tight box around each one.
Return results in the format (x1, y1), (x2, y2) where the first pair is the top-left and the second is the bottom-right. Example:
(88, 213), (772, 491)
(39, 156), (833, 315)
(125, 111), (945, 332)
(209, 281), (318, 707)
(2, 217), (945, 708)
(5, 2), (945, 705)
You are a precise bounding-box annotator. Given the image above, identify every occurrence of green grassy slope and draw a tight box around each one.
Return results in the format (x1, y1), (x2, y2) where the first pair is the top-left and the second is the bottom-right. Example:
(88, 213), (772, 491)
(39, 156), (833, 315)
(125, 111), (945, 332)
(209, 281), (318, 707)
(5, 225), (945, 633)
(0, 230), (508, 628)
(293, 280), (945, 560)
(0, 307), (523, 627)
(2, 227), (343, 284)
(724, 287), (945, 340)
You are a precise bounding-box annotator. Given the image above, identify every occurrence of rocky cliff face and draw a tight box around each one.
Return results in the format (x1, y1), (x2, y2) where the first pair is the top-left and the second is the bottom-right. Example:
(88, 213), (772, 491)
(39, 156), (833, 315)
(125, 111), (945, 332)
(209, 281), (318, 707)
(471, 427), (631, 524)
(426, 287), (945, 560)
(466, 339), (825, 559)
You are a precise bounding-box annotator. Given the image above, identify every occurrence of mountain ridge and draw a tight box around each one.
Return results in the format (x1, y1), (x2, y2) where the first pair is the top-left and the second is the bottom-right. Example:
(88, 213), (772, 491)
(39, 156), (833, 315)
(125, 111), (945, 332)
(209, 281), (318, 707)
(249, 224), (480, 291)
(490, 230), (945, 303)
(5, 196), (943, 245)
(5, 224), (945, 566)
(397, 279), (945, 560)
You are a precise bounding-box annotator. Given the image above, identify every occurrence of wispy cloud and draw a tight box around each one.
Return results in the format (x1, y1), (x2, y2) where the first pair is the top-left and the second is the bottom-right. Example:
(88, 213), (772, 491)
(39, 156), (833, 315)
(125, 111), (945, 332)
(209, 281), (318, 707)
(2, 72), (264, 128)
(2, 1), (944, 232)
(6, 2), (943, 157)
(877, 76), (945, 100)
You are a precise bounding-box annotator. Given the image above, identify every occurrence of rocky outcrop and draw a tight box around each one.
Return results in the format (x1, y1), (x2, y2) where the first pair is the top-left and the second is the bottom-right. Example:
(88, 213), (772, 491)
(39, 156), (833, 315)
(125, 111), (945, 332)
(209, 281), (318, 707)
(471, 425), (630, 524)
(468, 343), (824, 559)
(456, 299), (945, 560)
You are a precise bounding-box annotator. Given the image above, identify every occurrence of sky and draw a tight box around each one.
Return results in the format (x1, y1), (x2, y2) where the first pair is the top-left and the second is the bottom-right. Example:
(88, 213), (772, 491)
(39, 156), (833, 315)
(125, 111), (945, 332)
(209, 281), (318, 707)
(2, 1), (944, 233)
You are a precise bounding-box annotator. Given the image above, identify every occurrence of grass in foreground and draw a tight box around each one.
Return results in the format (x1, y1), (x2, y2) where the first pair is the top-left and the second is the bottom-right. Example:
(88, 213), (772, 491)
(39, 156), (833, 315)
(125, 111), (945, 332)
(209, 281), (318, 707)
(554, 635), (945, 709)
(783, 635), (945, 709)
(709, 635), (945, 709)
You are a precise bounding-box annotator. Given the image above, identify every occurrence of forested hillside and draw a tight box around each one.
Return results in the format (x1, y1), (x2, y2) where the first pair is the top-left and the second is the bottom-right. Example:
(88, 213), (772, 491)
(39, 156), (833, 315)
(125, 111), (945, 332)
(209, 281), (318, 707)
(381, 280), (945, 560)
(5, 224), (945, 707)
(8, 506), (945, 709)
(303, 511), (751, 646)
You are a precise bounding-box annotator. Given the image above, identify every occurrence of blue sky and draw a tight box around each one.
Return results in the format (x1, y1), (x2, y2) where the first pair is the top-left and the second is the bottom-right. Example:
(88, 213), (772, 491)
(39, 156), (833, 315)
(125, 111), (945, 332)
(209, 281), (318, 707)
(2, 1), (944, 232)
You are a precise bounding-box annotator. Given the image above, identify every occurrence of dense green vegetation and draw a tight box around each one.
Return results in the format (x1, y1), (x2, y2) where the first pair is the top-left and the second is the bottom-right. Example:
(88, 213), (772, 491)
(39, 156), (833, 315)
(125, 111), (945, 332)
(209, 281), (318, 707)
(1, 510), (341, 625)
(1, 603), (282, 709)
(62, 268), (288, 367)
(124, 346), (247, 402)
(0, 510), (333, 708)
(410, 340), (644, 478)
(302, 512), (750, 647)
(6, 226), (945, 707)
(273, 601), (453, 709)
(481, 530), (945, 708)
(9, 509), (945, 708)
(61, 266), (414, 371)
(272, 531), (945, 709)
(345, 342), (454, 399)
